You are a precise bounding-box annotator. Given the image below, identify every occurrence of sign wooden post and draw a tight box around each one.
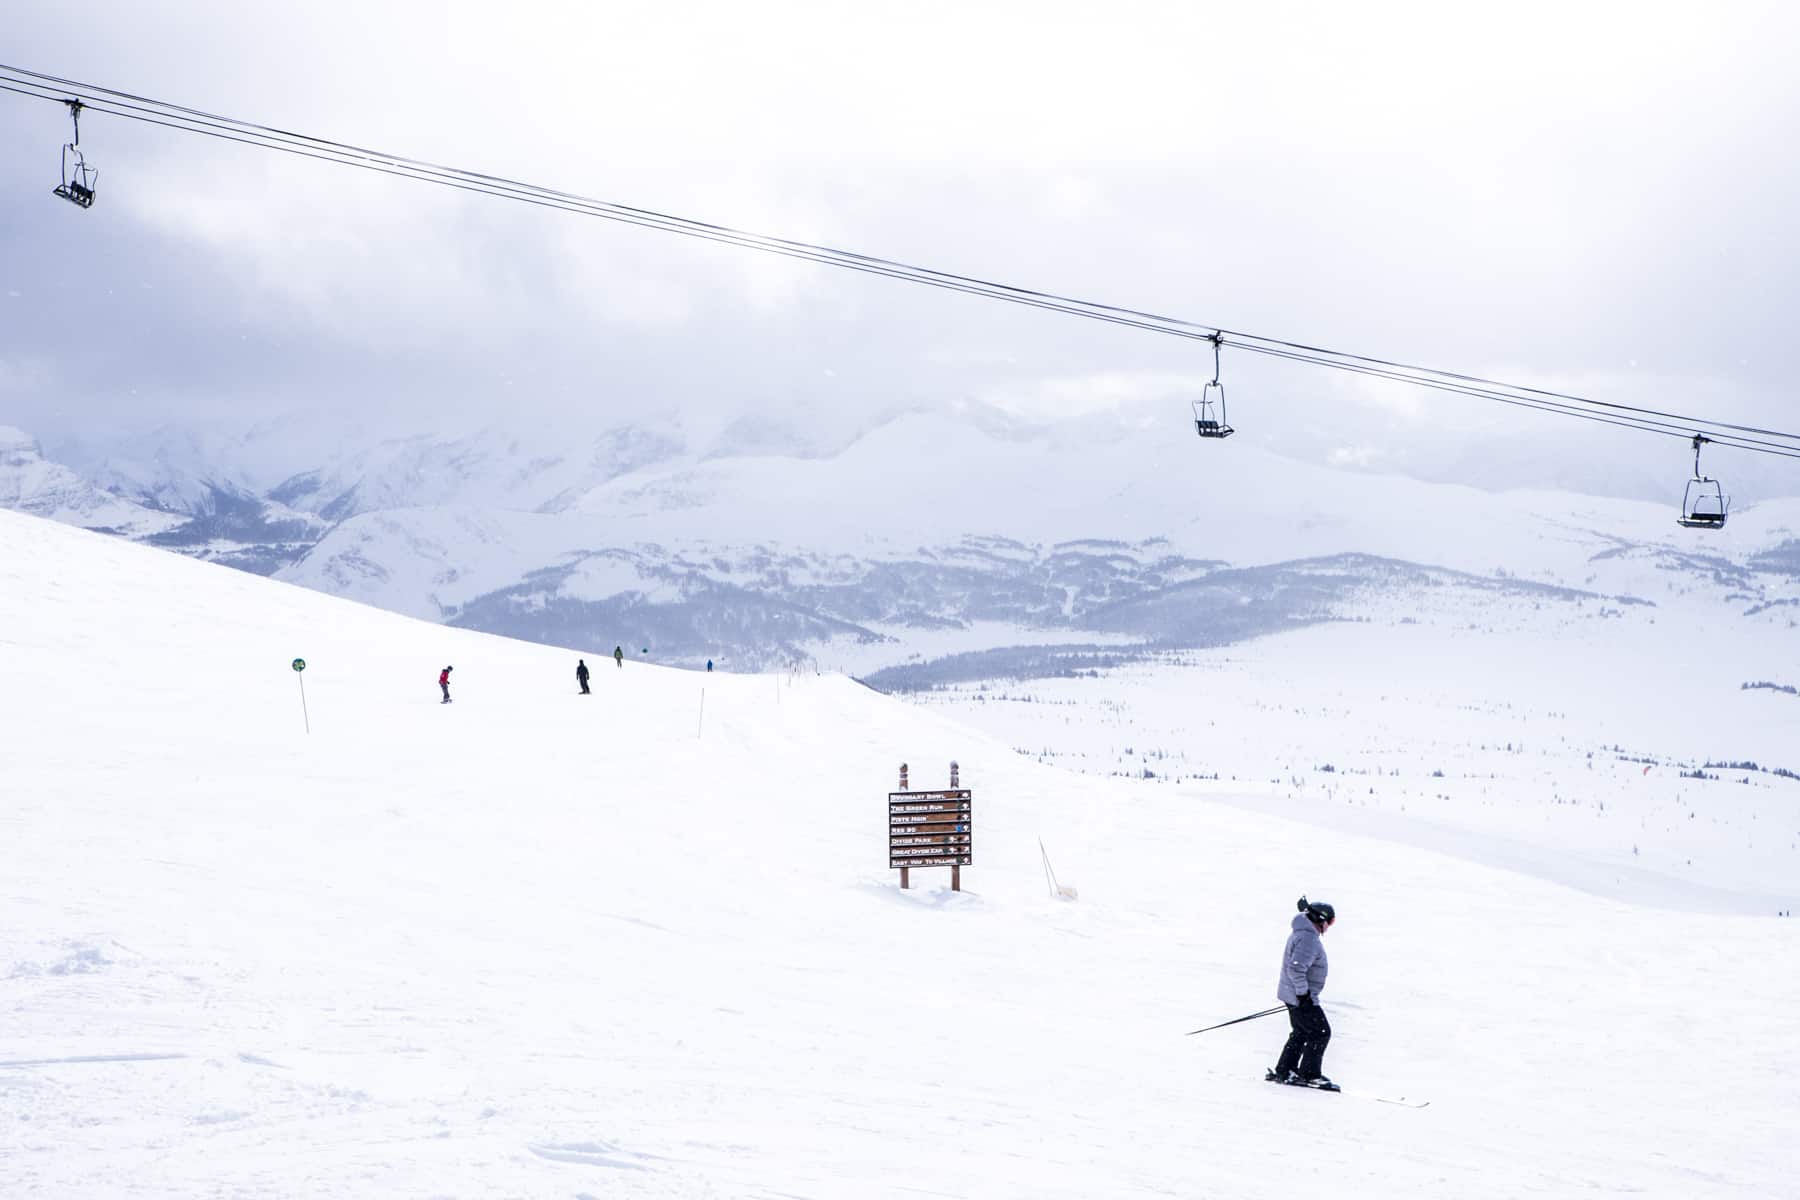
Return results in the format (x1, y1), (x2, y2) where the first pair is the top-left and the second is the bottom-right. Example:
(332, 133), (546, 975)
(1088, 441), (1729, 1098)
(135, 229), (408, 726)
(898, 764), (909, 889)
(949, 761), (961, 891)
(888, 761), (972, 891)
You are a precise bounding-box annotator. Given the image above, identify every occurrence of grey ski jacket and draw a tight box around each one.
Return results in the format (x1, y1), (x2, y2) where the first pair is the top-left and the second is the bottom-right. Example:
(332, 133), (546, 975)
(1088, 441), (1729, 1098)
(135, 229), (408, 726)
(1276, 913), (1328, 1005)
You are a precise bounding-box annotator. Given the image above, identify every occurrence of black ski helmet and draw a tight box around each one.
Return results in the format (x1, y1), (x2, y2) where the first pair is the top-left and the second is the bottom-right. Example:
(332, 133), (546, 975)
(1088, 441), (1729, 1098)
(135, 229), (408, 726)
(1297, 896), (1336, 925)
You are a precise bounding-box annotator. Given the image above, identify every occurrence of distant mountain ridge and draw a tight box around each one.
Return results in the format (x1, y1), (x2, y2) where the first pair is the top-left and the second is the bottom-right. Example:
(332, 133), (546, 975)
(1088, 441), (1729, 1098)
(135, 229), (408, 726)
(6, 411), (1798, 674)
(0, 426), (182, 537)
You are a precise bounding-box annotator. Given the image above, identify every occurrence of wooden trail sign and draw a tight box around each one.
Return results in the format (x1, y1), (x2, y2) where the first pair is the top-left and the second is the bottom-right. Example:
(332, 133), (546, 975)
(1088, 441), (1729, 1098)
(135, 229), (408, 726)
(889, 761), (972, 890)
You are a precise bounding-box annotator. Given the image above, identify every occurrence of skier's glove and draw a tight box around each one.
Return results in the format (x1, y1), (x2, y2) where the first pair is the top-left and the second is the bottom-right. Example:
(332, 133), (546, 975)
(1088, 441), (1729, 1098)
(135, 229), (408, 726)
(1297, 993), (1313, 1007)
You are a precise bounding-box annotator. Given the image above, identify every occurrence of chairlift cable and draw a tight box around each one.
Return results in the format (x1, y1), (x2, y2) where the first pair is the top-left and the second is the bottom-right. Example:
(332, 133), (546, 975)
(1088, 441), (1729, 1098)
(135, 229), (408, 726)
(1243, 342), (1800, 458)
(1228, 340), (1800, 458)
(1216, 330), (1800, 445)
(5, 63), (1800, 459)
(0, 78), (1250, 345)
(19, 52), (1786, 446)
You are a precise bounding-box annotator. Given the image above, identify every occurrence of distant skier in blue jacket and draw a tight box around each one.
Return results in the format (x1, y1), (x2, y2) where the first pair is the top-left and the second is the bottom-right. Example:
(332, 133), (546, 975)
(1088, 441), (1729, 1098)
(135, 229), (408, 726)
(1269, 896), (1337, 1090)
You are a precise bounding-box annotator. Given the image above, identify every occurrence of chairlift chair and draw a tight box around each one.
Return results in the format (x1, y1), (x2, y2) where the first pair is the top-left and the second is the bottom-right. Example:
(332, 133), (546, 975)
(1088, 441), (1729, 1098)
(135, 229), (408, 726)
(1192, 381), (1234, 438)
(1675, 435), (1729, 529)
(51, 98), (96, 209)
(55, 142), (97, 208)
(1193, 333), (1235, 438)
(1678, 477), (1728, 528)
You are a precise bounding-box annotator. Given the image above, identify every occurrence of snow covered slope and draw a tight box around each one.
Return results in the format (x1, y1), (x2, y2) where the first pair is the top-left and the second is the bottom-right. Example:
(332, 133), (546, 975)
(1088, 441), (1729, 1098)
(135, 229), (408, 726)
(910, 616), (1800, 912)
(2, 507), (1796, 1198)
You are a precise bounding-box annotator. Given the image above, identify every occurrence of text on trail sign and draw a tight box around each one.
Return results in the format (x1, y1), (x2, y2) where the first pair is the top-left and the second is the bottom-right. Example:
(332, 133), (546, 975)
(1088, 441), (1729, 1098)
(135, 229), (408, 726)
(887, 788), (973, 870)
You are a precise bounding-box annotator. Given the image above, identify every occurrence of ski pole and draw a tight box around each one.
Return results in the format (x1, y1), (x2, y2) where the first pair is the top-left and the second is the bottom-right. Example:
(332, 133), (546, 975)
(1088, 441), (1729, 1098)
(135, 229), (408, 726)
(1185, 1005), (1286, 1036)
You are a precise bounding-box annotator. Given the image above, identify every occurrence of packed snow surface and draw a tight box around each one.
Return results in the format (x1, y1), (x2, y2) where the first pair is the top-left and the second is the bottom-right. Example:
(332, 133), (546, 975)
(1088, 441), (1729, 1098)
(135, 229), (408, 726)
(2, 507), (1796, 1198)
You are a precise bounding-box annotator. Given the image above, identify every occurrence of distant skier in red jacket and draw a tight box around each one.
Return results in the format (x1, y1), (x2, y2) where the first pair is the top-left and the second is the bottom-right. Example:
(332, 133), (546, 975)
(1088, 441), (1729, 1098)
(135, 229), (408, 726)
(438, 666), (453, 704)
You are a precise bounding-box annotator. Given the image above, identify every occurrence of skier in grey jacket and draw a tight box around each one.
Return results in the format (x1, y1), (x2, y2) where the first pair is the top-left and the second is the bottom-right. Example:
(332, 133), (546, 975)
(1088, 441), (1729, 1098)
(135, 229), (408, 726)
(1270, 896), (1337, 1089)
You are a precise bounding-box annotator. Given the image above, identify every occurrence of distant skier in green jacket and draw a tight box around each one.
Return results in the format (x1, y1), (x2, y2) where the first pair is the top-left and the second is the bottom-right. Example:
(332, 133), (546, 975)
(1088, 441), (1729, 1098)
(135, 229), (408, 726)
(613, 645), (624, 669)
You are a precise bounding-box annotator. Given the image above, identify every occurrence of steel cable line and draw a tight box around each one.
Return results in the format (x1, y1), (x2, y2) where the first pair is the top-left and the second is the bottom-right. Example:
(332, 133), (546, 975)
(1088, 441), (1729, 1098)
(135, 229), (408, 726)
(1219, 330), (1800, 444)
(2, 72), (1225, 345)
(6, 62), (1799, 458)
(1227, 340), (1800, 459)
(1237, 338), (1800, 458)
(5, 67), (1786, 444)
(0, 75), (1244, 346)
(4, 68), (1785, 420)
(19, 53), (1788, 444)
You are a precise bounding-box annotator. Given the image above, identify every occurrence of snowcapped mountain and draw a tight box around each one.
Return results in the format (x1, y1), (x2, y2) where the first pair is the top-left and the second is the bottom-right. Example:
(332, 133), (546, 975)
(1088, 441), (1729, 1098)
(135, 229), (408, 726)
(0, 426), (182, 536)
(265, 422), (688, 520)
(19, 421), (330, 573)
(275, 409), (1800, 670)
(8, 408), (1800, 672)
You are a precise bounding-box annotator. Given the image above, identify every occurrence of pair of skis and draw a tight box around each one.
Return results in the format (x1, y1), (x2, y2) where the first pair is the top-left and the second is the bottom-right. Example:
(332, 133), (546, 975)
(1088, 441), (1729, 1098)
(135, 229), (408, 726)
(1189, 1009), (1429, 1108)
(1265, 1070), (1428, 1108)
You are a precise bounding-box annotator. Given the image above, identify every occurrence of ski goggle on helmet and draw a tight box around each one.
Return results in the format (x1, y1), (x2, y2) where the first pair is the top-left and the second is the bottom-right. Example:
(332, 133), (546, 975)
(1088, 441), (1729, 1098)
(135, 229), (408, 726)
(1298, 896), (1336, 925)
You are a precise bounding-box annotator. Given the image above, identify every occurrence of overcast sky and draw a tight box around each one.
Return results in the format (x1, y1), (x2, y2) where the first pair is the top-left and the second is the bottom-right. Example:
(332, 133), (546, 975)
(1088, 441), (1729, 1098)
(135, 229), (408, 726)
(5, 1), (1800, 501)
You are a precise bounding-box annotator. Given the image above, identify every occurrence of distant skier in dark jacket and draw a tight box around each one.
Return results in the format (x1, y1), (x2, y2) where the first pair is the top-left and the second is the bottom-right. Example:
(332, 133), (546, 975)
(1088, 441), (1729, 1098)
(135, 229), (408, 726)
(613, 645), (624, 669)
(438, 665), (453, 704)
(576, 659), (590, 694)
(1269, 897), (1337, 1089)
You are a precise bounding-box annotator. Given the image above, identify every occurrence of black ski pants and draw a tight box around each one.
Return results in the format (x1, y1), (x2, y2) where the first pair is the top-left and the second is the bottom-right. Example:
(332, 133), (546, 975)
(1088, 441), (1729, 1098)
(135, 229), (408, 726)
(1275, 1001), (1331, 1079)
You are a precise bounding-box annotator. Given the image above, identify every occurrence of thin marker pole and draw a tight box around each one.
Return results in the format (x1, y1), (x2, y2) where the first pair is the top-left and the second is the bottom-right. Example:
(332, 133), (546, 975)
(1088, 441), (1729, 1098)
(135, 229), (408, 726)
(297, 673), (310, 734)
(697, 687), (705, 738)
